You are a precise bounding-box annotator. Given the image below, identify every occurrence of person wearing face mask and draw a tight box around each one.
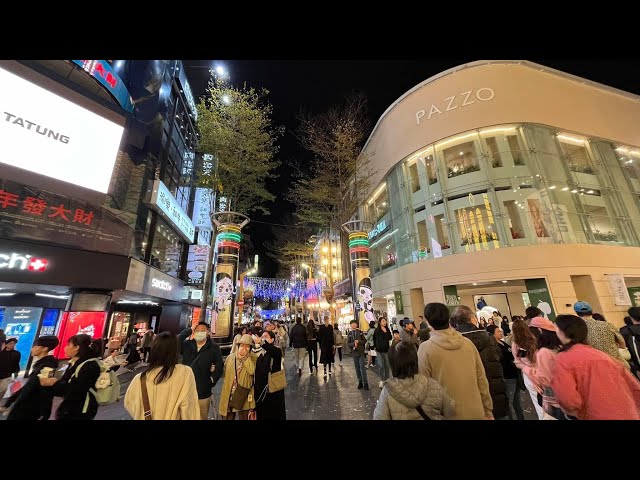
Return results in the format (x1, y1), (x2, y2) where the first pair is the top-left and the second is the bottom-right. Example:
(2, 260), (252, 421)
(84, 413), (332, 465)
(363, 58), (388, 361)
(254, 330), (286, 420)
(178, 322), (224, 420)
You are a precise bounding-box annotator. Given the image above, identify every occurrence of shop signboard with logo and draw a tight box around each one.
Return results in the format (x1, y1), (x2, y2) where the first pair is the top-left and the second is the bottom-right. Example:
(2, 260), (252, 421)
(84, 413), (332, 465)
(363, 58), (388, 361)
(149, 180), (195, 244)
(607, 274), (631, 306)
(0, 239), (130, 289)
(0, 306), (42, 370)
(71, 60), (134, 112)
(0, 64), (124, 194)
(0, 178), (132, 256)
(393, 291), (404, 314)
(125, 258), (184, 302)
(525, 278), (556, 320)
(186, 245), (210, 286)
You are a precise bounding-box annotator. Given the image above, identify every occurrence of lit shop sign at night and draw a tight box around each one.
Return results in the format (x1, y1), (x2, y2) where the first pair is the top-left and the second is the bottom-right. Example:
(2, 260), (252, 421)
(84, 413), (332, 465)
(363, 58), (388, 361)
(0, 252), (48, 271)
(368, 220), (388, 240)
(151, 278), (173, 292)
(71, 60), (134, 112)
(415, 88), (495, 125)
(149, 179), (195, 243)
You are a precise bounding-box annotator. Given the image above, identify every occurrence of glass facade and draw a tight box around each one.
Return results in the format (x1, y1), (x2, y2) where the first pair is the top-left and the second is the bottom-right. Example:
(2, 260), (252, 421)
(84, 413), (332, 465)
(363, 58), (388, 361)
(365, 123), (640, 278)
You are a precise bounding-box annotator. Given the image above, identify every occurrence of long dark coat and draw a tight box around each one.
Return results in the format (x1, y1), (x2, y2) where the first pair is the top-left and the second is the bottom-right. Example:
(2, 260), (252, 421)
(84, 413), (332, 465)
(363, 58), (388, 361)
(254, 342), (286, 420)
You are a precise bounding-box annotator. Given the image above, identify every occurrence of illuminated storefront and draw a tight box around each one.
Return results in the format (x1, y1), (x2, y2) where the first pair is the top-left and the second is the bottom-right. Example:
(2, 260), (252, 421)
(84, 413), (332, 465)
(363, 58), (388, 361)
(362, 61), (640, 327)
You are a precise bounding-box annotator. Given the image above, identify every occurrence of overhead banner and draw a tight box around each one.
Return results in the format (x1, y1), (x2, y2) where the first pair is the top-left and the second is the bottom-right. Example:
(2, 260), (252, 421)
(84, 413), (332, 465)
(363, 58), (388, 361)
(0, 178), (132, 256)
(149, 179), (195, 243)
(607, 274), (631, 306)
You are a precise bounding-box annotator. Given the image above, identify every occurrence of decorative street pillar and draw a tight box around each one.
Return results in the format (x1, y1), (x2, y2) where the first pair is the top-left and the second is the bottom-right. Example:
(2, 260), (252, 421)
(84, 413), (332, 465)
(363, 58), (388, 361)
(342, 220), (374, 332)
(211, 212), (249, 348)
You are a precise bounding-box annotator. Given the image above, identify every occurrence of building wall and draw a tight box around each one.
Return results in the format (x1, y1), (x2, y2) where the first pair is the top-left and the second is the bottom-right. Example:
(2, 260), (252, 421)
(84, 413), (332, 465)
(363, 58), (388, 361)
(372, 243), (640, 328)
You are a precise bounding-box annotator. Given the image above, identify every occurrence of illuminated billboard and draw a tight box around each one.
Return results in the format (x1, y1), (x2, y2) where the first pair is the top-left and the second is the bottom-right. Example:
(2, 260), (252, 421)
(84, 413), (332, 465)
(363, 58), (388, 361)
(0, 66), (124, 194)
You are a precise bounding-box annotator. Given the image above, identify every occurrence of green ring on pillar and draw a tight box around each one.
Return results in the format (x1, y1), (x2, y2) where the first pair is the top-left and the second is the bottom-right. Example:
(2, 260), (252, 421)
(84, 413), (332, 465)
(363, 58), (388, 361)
(217, 232), (242, 242)
(349, 239), (369, 247)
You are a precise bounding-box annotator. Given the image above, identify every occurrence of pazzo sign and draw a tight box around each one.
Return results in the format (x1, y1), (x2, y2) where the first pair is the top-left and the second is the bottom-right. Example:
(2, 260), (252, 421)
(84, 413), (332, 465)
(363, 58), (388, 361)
(415, 88), (495, 125)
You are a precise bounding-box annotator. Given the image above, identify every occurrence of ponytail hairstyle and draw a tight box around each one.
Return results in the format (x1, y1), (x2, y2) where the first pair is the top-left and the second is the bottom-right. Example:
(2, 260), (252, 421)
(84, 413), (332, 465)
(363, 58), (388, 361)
(555, 314), (589, 353)
(68, 334), (101, 360)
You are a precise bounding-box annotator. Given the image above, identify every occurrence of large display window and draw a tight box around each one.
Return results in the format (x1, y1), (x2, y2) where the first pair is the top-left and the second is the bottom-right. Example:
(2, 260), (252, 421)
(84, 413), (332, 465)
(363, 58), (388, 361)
(150, 217), (184, 278)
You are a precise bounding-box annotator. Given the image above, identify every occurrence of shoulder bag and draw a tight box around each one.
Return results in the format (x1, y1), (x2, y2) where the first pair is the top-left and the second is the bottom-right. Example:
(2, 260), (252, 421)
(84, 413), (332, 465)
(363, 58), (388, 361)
(229, 357), (252, 411)
(416, 405), (431, 420)
(140, 371), (153, 420)
(268, 356), (287, 393)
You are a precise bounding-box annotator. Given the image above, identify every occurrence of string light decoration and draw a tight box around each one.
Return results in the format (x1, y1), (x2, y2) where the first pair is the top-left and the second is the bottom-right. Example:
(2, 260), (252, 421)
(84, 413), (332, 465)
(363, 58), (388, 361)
(244, 277), (327, 301)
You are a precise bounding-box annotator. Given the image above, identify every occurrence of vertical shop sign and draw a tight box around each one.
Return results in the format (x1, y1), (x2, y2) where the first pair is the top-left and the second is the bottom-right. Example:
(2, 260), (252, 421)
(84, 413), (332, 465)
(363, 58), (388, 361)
(524, 278), (556, 320)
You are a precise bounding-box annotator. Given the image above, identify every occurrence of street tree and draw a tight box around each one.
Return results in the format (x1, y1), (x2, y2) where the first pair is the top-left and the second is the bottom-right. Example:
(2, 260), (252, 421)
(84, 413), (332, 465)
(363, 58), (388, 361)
(196, 73), (284, 216)
(290, 92), (374, 232)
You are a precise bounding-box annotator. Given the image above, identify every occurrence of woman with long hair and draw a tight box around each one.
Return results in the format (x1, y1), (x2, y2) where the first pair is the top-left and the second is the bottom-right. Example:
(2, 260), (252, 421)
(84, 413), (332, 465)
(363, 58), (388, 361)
(373, 317), (392, 388)
(551, 315), (640, 420)
(511, 318), (544, 419)
(39, 334), (101, 420)
(524, 317), (565, 419)
(124, 331), (200, 420)
(254, 330), (286, 420)
(333, 324), (344, 366)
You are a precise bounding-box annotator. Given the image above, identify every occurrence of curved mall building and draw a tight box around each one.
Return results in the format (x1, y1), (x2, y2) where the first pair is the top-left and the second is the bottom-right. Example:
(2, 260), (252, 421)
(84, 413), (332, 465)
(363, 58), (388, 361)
(361, 60), (640, 326)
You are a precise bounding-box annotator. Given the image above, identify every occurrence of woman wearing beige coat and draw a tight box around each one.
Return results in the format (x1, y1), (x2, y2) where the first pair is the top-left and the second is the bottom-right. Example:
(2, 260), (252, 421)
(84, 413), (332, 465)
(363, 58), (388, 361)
(219, 333), (261, 420)
(125, 331), (200, 420)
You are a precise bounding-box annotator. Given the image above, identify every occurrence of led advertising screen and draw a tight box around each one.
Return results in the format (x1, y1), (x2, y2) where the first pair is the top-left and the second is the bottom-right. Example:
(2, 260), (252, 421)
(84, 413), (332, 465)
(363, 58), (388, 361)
(0, 66), (124, 194)
(54, 311), (107, 359)
(0, 306), (43, 371)
(39, 308), (60, 337)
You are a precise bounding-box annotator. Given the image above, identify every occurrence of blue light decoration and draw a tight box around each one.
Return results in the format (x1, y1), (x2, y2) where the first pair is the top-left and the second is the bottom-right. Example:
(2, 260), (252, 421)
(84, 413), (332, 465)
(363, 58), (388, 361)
(244, 277), (327, 301)
(260, 308), (286, 320)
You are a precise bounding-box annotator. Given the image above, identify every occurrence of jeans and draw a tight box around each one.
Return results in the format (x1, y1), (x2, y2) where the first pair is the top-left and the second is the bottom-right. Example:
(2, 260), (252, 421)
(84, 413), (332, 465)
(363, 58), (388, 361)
(294, 348), (306, 370)
(377, 351), (391, 381)
(353, 355), (368, 386)
(307, 340), (318, 371)
(504, 378), (524, 420)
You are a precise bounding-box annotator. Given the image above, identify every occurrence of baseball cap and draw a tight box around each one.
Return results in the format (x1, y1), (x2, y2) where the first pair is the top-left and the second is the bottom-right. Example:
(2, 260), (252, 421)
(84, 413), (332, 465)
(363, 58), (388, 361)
(573, 301), (592, 314)
(530, 317), (556, 332)
(5, 337), (18, 344)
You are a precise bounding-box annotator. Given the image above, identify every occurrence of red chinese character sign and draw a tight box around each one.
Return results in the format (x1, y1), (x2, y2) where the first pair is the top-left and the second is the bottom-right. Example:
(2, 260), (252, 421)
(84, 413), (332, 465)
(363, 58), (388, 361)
(0, 178), (131, 256)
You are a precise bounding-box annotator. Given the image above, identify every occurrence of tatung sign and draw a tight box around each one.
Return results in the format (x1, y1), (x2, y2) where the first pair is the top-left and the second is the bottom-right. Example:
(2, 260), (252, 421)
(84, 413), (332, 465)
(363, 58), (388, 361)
(0, 65), (124, 194)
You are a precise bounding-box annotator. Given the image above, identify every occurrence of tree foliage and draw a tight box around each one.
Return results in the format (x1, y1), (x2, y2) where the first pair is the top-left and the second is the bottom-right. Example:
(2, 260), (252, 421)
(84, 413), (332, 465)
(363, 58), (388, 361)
(290, 93), (374, 231)
(196, 74), (284, 216)
(265, 220), (315, 278)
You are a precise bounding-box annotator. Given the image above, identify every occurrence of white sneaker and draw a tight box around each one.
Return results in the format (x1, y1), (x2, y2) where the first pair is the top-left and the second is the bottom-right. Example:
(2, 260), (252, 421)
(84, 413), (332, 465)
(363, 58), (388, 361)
(378, 380), (384, 388)
(328, 371), (332, 376)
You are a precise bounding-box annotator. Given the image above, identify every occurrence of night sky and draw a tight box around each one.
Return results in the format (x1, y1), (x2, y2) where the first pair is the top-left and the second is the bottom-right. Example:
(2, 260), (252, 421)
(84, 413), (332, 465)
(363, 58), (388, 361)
(183, 59), (640, 278)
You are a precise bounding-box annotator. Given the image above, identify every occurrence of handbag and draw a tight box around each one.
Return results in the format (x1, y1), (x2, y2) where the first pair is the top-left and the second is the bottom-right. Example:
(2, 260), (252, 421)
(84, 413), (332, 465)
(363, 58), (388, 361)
(140, 371), (153, 420)
(619, 347), (632, 361)
(229, 357), (252, 410)
(268, 357), (287, 393)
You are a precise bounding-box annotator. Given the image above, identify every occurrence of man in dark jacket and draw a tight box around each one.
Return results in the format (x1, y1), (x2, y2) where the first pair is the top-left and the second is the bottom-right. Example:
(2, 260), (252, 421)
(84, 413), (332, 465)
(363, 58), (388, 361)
(452, 305), (509, 419)
(317, 316), (335, 377)
(0, 338), (21, 400)
(179, 322), (224, 420)
(623, 307), (640, 377)
(289, 316), (307, 376)
(2, 336), (59, 420)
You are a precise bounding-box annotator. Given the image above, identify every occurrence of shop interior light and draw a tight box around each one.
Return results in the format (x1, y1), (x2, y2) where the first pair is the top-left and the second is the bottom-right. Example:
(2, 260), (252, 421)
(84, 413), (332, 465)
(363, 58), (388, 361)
(35, 293), (69, 299)
(571, 189), (578, 193)
(0, 292), (15, 296)
(480, 127), (517, 135)
(118, 300), (159, 306)
(502, 280), (508, 283)
(561, 187), (570, 191)
(549, 185), (557, 189)
(435, 131), (478, 149)
(368, 183), (387, 204)
(557, 134), (586, 144)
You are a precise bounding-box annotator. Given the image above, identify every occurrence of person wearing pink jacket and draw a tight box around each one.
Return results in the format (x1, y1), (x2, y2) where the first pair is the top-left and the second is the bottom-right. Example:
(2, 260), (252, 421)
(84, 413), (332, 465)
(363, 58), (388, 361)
(511, 317), (544, 419)
(523, 317), (564, 419)
(552, 314), (640, 420)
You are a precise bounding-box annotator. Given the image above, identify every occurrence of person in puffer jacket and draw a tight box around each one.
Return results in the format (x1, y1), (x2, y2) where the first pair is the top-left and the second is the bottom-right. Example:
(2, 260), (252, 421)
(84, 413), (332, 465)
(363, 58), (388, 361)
(374, 341), (455, 420)
(452, 305), (509, 419)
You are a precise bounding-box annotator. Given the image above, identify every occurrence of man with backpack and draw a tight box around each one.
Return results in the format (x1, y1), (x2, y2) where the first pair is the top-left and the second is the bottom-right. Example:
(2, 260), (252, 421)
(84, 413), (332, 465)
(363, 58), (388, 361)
(178, 322), (224, 420)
